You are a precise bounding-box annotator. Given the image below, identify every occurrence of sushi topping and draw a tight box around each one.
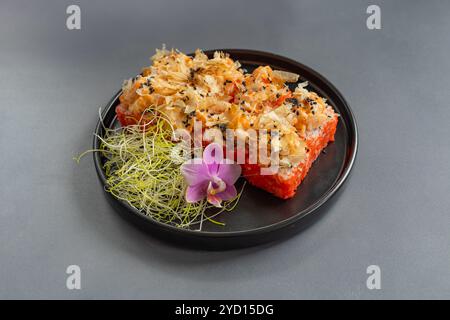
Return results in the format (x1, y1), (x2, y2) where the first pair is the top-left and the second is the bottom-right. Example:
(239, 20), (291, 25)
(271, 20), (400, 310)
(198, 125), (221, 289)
(117, 47), (336, 170)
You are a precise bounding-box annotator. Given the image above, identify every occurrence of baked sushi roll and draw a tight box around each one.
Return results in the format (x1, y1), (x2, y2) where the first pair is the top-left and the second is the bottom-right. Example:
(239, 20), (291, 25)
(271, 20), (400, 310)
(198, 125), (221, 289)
(115, 48), (338, 199)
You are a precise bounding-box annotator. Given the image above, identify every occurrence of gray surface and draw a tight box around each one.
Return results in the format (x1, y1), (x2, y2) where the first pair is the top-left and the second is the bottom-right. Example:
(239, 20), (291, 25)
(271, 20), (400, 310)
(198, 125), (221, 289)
(1, 0), (449, 299)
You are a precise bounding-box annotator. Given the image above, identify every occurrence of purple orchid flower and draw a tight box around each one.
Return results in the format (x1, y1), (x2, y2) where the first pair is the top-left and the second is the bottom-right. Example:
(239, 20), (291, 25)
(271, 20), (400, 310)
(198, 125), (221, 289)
(181, 143), (241, 207)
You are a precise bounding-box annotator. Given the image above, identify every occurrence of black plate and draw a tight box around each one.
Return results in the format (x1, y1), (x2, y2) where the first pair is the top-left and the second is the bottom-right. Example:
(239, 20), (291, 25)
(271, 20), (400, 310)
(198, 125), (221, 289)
(93, 49), (358, 250)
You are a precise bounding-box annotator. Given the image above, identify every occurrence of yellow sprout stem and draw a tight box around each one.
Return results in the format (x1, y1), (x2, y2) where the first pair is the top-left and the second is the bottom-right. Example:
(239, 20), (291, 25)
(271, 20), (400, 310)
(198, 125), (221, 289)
(75, 111), (244, 230)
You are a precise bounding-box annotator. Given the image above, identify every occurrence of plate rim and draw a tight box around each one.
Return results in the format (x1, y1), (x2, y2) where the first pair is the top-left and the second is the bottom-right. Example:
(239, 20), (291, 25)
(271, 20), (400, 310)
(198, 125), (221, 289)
(93, 49), (358, 240)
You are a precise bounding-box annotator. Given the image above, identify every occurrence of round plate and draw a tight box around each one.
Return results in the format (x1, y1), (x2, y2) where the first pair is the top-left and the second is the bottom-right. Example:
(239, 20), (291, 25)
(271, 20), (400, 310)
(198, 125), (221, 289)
(93, 49), (358, 250)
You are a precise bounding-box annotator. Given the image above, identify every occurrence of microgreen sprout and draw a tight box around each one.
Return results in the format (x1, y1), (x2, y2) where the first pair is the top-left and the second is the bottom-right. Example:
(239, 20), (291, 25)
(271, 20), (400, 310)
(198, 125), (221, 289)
(75, 110), (244, 230)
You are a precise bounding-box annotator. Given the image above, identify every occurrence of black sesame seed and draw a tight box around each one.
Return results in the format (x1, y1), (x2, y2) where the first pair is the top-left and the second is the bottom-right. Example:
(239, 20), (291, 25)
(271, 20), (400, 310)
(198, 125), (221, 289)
(286, 97), (299, 105)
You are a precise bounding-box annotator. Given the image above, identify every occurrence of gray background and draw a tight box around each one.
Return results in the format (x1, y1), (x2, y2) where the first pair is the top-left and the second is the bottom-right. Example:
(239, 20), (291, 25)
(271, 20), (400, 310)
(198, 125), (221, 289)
(1, 0), (449, 299)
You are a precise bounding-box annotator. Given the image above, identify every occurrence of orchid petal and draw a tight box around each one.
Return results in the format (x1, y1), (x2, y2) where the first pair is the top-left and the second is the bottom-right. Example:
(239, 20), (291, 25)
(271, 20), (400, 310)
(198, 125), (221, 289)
(217, 162), (242, 185)
(216, 184), (237, 201)
(185, 183), (208, 203)
(203, 143), (223, 175)
(180, 160), (210, 186)
(207, 193), (222, 207)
